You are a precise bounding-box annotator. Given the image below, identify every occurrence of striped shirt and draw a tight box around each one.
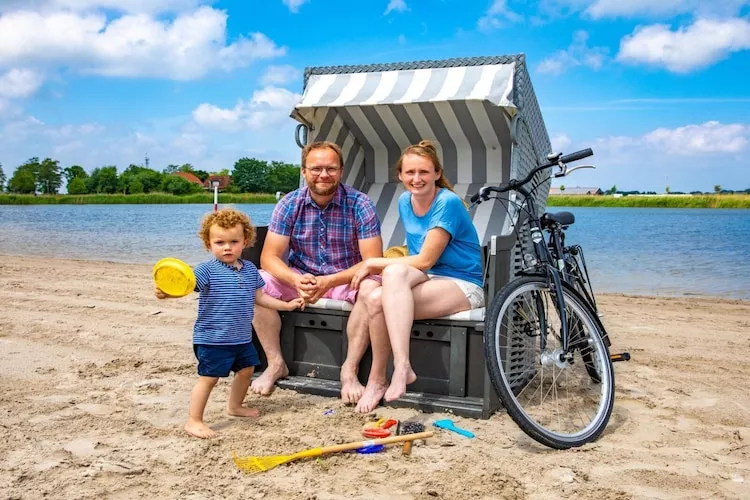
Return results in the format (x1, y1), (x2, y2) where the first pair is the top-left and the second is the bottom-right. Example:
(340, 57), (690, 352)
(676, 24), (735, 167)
(269, 184), (381, 276)
(192, 258), (265, 345)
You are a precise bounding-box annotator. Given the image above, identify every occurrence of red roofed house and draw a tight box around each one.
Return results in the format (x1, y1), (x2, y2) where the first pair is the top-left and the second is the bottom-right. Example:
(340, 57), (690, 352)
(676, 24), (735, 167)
(203, 175), (232, 191)
(172, 171), (204, 186)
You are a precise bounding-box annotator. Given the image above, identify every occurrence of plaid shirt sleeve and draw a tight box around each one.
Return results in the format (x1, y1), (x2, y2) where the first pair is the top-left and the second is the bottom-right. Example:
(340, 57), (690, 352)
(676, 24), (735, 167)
(354, 194), (381, 240)
(268, 191), (296, 236)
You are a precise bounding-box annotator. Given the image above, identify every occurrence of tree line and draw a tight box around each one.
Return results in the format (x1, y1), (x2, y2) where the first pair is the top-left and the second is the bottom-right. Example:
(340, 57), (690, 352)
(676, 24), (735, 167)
(0, 157), (301, 196)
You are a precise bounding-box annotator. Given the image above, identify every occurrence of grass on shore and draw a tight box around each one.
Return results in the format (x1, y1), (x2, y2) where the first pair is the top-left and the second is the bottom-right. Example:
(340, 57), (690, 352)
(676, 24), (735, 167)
(2, 192), (749, 208)
(0, 192), (277, 205)
(546, 194), (750, 209)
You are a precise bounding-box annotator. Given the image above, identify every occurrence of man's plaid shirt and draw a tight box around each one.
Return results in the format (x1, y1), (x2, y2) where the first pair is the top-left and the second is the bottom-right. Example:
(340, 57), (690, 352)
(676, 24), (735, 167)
(268, 184), (381, 276)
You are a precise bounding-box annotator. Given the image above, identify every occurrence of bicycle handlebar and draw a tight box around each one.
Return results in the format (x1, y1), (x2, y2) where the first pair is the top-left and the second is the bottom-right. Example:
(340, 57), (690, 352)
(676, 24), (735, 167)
(470, 148), (594, 203)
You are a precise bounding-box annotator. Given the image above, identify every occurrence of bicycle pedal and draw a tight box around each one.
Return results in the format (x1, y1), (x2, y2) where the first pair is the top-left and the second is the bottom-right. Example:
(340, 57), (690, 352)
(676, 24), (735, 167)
(610, 352), (631, 362)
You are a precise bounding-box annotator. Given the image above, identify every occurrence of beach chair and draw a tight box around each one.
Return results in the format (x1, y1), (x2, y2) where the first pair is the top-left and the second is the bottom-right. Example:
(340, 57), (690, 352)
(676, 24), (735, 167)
(246, 54), (552, 418)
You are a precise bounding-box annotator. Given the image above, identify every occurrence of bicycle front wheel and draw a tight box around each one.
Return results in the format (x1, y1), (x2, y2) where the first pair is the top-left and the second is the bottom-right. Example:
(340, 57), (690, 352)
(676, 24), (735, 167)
(485, 276), (614, 449)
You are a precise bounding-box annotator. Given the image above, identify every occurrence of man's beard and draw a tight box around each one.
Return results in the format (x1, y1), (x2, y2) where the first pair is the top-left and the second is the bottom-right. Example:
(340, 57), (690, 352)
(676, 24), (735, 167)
(307, 180), (338, 197)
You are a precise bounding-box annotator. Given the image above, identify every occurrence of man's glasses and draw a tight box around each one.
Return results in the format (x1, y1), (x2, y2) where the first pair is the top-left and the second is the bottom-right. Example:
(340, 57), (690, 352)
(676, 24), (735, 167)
(306, 166), (341, 176)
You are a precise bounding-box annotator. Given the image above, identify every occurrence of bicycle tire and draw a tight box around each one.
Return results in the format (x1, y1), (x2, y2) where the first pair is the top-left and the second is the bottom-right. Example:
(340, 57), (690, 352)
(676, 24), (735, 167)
(484, 275), (614, 449)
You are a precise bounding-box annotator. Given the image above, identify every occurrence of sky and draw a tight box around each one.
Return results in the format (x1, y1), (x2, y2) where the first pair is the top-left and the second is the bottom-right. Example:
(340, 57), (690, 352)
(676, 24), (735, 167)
(0, 0), (748, 193)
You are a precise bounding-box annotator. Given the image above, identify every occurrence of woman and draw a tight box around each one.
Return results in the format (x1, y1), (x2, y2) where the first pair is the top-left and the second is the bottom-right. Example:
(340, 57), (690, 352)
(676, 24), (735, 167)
(350, 140), (484, 413)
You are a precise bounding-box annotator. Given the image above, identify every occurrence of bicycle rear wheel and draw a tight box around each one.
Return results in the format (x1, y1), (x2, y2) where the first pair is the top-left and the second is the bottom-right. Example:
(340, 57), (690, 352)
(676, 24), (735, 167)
(484, 276), (614, 449)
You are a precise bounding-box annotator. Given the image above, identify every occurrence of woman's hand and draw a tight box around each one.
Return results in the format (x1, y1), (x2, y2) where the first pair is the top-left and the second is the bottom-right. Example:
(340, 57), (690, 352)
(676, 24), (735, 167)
(350, 260), (373, 290)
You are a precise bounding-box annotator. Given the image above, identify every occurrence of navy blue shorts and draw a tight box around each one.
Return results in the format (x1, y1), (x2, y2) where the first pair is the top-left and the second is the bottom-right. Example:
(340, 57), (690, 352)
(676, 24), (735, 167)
(193, 343), (260, 378)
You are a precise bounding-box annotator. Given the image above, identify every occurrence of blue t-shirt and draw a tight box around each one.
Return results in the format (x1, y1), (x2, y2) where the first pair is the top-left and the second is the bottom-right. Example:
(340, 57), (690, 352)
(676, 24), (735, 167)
(399, 188), (483, 288)
(192, 258), (265, 345)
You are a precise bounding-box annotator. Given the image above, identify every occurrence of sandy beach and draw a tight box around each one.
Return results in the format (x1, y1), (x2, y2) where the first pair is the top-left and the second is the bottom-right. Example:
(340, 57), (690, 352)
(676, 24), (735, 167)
(0, 254), (748, 499)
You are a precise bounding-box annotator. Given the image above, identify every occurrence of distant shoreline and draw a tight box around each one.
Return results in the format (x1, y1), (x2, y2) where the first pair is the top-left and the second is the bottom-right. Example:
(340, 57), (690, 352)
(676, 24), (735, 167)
(1, 193), (749, 208)
(546, 194), (750, 209)
(0, 192), (277, 205)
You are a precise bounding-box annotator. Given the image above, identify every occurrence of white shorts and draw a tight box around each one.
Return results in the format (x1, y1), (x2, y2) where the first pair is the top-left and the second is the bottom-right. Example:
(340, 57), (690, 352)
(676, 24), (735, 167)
(427, 274), (485, 309)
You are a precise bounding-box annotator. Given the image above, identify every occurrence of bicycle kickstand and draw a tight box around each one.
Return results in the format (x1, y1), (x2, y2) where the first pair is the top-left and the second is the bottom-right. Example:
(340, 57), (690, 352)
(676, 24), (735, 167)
(610, 352), (631, 362)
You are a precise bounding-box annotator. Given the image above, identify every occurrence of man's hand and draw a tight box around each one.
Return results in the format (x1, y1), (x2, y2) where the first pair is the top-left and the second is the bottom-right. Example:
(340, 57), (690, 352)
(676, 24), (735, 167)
(293, 273), (318, 302)
(305, 275), (336, 304)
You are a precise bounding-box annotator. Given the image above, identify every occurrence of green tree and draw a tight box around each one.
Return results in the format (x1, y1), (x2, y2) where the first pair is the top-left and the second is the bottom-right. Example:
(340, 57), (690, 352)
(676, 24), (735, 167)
(0, 162), (5, 191)
(178, 163), (195, 172)
(665, 186), (671, 194)
(37, 158), (63, 194)
(714, 184), (722, 193)
(163, 164), (180, 174)
(267, 162), (301, 193)
(232, 157), (269, 192)
(160, 175), (196, 195)
(8, 167), (36, 193)
(216, 168), (230, 176)
(193, 169), (210, 182)
(609, 184), (617, 195)
(87, 166), (119, 193)
(119, 164), (163, 193)
(63, 165), (89, 193)
(68, 177), (88, 194)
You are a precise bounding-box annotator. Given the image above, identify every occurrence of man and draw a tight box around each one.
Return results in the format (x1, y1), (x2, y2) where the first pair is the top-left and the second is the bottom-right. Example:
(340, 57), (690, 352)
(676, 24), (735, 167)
(250, 141), (383, 406)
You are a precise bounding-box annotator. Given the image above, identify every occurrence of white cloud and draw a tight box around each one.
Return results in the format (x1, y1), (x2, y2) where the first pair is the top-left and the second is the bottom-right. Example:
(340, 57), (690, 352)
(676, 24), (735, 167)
(0, 0), (209, 14)
(282, 0), (308, 13)
(644, 121), (748, 154)
(550, 133), (572, 153)
(260, 65), (300, 85)
(0, 69), (45, 99)
(537, 31), (608, 74)
(585, 0), (750, 19)
(192, 86), (301, 132)
(478, 0), (522, 32)
(0, 7), (285, 80)
(385, 0), (408, 15)
(617, 18), (750, 72)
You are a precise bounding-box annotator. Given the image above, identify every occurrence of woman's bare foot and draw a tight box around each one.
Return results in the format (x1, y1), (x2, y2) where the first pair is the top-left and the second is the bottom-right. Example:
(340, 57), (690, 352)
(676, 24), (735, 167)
(354, 381), (387, 413)
(384, 364), (417, 402)
(228, 406), (260, 417)
(184, 419), (216, 439)
(340, 365), (365, 404)
(250, 361), (288, 396)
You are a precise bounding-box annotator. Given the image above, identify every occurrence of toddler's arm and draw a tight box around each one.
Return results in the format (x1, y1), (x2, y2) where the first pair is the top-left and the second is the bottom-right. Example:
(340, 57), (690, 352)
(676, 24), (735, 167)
(154, 286), (181, 299)
(255, 289), (305, 311)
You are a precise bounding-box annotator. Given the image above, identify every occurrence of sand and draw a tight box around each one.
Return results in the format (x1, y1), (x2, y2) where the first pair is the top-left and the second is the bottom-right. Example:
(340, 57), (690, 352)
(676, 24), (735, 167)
(0, 254), (748, 499)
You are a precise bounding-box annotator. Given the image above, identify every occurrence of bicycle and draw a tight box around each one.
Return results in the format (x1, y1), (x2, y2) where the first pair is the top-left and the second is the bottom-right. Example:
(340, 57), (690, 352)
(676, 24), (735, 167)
(470, 148), (629, 449)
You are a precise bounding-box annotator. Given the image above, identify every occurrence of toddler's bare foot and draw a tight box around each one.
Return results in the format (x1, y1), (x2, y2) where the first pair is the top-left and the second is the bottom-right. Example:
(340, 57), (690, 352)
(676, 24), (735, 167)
(355, 381), (387, 413)
(250, 362), (288, 396)
(384, 364), (417, 402)
(228, 406), (260, 417)
(184, 419), (216, 439)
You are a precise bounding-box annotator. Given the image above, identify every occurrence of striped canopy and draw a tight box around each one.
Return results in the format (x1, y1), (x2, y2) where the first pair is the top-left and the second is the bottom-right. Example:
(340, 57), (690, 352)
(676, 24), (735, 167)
(293, 64), (515, 117)
(290, 58), (545, 250)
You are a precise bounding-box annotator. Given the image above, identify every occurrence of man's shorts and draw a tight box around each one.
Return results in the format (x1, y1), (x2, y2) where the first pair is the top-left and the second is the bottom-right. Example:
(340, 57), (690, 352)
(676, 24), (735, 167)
(193, 342), (260, 378)
(260, 268), (363, 303)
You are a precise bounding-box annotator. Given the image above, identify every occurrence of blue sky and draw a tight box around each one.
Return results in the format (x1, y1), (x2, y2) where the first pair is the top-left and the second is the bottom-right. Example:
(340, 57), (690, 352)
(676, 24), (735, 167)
(0, 0), (748, 192)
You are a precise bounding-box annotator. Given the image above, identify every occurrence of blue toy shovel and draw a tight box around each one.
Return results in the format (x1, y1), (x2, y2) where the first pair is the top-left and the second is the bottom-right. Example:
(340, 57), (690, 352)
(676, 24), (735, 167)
(433, 419), (475, 438)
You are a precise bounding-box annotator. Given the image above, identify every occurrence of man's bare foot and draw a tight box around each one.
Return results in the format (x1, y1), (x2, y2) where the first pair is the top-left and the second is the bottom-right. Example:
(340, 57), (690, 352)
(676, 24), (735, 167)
(354, 381), (387, 413)
(384, 365), (417, 402)
(184, 419), (216, 439)
(340, 372), (365, 404)
(250, 362), (288, 396)
(228, 406), (260, 417)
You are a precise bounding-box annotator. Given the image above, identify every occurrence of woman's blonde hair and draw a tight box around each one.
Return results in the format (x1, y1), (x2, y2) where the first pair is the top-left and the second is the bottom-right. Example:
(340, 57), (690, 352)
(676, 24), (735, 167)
(198, 208), (256, 251)
(395, 139), (456, 193)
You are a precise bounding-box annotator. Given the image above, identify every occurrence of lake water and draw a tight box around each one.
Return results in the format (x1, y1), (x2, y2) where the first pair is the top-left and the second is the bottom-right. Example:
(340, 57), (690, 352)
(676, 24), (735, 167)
(1, 204), (748, 300)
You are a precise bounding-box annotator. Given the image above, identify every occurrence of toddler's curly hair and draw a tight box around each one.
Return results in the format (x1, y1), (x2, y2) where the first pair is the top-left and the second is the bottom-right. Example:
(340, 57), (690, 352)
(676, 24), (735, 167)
(198, 208), (256, 250)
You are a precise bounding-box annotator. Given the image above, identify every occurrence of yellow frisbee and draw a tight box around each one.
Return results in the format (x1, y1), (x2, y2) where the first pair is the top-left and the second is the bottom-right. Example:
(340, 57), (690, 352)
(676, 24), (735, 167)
(153, 258), (196, 297)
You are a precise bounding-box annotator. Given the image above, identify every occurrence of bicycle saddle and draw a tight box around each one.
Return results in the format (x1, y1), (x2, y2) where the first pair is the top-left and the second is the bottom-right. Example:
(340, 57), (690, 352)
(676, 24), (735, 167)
(541, 211), (575, 227)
